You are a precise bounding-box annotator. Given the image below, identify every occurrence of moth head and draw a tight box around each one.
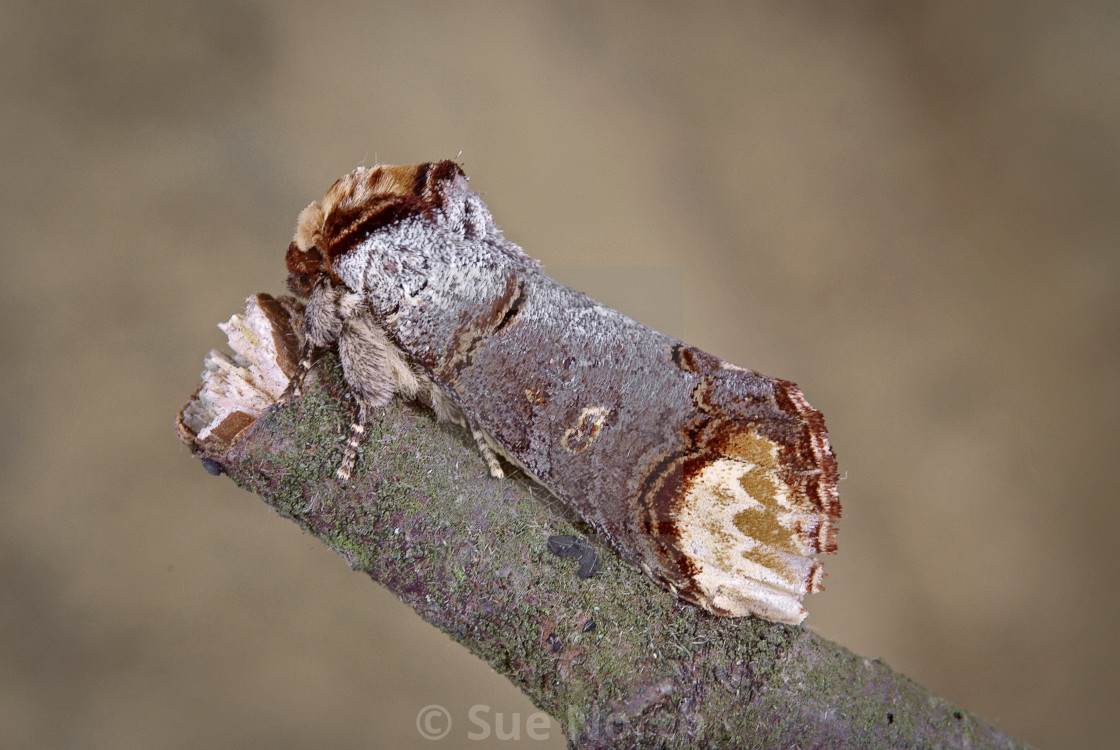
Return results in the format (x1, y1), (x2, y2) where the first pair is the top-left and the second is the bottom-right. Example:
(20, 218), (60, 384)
(285, 161), (473, 296)
(285, 200), (327, 297)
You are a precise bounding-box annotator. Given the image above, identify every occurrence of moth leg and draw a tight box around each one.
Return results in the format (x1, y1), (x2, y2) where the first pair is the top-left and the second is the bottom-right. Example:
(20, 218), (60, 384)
(283, 276), (343, 402)
(336, 409), (368, 482)
(335, 303), (421, 480)
(281, 340), (318, 402)
(412, 381), (504, 479)
(467, 417), (505, 479)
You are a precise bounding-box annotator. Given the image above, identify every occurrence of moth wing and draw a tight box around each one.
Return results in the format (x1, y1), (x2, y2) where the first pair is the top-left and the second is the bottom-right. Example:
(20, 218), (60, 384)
(648, 352), (840, 624)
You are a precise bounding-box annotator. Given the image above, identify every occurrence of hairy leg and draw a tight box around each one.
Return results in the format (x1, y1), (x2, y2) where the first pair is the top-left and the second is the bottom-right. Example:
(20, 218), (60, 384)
(335, 304), (421, 480)
(283, 276), (343, 402)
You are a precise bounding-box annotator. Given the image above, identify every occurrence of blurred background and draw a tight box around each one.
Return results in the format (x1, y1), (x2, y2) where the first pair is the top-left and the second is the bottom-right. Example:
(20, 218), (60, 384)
(2, 1), (1117, 748)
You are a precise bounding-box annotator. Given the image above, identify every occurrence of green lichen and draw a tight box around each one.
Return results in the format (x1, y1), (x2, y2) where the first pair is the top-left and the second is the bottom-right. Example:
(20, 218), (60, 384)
(216, 353), (1031, 750)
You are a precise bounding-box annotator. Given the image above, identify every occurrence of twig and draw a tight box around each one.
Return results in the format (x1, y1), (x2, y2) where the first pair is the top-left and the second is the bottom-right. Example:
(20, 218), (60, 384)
(176, 295), (1031, 749)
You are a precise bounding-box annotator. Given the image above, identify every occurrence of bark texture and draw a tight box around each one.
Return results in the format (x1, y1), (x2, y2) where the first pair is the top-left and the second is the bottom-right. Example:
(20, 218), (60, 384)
(176, 299), (1031, 749)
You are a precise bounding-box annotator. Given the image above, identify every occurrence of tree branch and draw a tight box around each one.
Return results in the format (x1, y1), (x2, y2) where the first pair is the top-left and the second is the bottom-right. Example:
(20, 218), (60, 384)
(176, 294), (1031, 749)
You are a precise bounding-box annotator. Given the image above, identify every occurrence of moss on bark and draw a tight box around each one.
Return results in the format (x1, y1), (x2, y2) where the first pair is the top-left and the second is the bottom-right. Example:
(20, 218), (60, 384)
(179, 352), (1030, 749)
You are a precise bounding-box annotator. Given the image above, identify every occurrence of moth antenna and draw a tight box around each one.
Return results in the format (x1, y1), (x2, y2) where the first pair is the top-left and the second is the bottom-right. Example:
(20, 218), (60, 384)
(279, 340), (317, 403)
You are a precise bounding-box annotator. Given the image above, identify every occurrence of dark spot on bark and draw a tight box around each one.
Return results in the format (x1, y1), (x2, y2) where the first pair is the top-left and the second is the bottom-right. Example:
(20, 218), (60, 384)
(548, 535), (581, 556)
(548, 535), (600, 578)
(201, 457), (224, 476)
(577, 546), (600, 578)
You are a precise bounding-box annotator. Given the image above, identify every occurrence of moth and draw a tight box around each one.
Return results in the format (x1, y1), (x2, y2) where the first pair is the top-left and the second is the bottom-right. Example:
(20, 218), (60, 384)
(284, 161), (840, 624)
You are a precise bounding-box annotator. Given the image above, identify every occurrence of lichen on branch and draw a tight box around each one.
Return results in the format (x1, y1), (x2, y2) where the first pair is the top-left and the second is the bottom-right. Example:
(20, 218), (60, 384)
(176, 294), (1030, 750)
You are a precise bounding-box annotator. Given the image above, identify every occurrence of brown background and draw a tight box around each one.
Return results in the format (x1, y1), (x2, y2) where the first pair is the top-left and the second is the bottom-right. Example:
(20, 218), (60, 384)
(2, 2), (1117, 748)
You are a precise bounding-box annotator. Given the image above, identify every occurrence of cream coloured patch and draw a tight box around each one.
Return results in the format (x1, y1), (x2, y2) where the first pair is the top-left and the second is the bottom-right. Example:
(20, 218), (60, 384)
(560, 405), (611, 454)
(673, 431), (824, 624)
